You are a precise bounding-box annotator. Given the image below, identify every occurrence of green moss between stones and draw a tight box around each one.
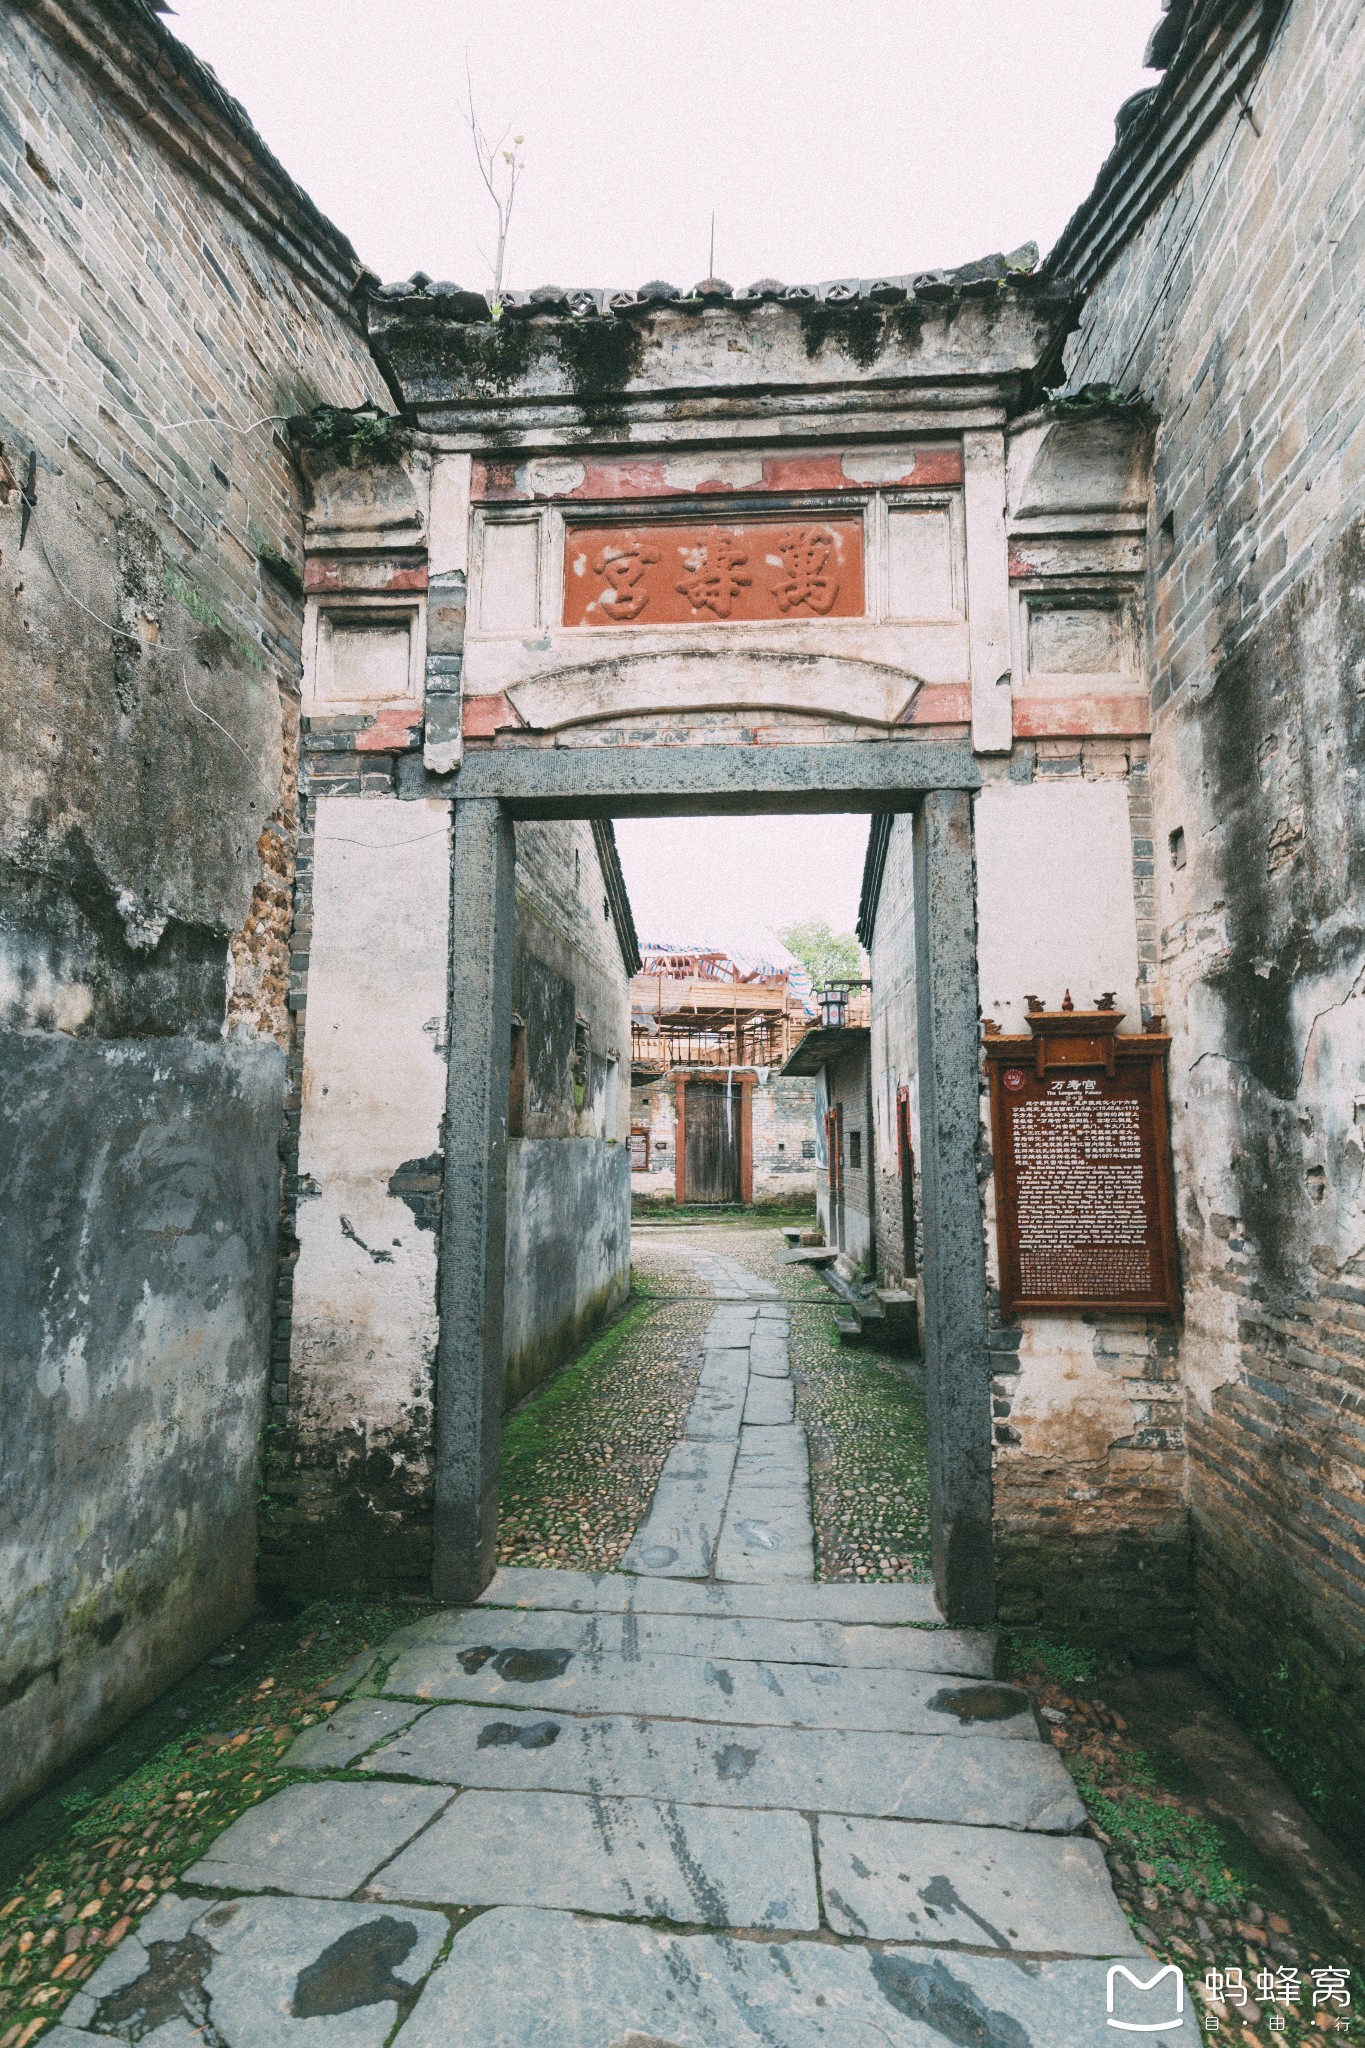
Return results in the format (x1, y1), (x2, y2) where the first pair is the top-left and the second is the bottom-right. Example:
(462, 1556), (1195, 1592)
(797, 298), (886, 369)
(554, 316), (646, 402)
(252, 539), (303, 600)
(161, 564), (263, 671)
(413, 318), (536, 394)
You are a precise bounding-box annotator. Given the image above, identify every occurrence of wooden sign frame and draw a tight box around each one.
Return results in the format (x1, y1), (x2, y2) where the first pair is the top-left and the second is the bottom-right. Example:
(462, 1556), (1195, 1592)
(984, 1000), (1180, 1319)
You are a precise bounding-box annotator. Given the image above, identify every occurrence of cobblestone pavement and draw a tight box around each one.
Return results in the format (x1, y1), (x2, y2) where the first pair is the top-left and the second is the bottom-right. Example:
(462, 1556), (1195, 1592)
(35, 1234), (1190, 2047)
(494, 1274), (712, 1574)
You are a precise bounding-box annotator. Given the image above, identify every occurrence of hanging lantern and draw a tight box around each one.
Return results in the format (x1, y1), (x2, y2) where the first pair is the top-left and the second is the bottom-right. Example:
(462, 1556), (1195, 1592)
(819, 985), (848, 1029)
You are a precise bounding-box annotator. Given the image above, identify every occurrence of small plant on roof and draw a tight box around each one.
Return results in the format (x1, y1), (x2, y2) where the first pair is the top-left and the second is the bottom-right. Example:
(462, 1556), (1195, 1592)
(464, 57), (525, 318)
(292, 405), (403, 468)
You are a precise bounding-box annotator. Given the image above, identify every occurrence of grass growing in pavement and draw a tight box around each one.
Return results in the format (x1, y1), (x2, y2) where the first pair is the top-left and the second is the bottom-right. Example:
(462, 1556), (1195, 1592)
(0, 1596), (425, 2047)
(789, 1304), (932, 1583)
(1006, 1634), (1358, 2043)
(496, 1281), (712, 1572)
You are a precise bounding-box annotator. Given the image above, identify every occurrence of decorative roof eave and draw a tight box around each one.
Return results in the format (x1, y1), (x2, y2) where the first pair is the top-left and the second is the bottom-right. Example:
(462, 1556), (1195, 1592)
(1044, 0), (1288, 300)
(368, 275), (1080, 438)
(25, 0), (372, 322)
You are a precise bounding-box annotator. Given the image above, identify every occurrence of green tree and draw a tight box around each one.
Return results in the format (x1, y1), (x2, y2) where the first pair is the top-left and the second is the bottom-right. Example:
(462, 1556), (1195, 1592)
(778, 918), (863, 988)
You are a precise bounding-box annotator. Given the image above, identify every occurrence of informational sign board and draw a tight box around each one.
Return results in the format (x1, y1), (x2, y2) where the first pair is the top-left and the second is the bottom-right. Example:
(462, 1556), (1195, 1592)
(985, 1004), (1179, 1317)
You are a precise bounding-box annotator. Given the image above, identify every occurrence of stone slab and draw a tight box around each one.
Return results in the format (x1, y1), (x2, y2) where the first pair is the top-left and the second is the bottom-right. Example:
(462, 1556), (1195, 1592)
(818, 1815), (1141, 1955)
(182, 1780), (451, 1898)
(369, 1787), (819, 1930)
(736, 1421), (810, 1468)
(748, 1353), (792, 1378)
(743, 1378), (796, 1425)
(285, 1698), (427, 1771)
(683, 1383), (745, 1441)
(697, 1352), (752, 1384)
(389, 1905), (1201, 2047)
(393, 1604), (993, 1676)
(363, 1704), (1086, 1830)
(712, 1500), (816, 1583)
(65, 1892), (448, 2048)
(383, 1643), (1037, 1738)
(479, 1565), (944, 1625)
(715, 1424), (816, 1582)
(621, 1438), (737, 1577)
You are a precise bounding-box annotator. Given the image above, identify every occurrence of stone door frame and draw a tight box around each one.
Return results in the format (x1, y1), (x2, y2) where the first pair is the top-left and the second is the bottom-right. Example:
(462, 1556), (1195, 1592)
(433, 739), (994, 1626)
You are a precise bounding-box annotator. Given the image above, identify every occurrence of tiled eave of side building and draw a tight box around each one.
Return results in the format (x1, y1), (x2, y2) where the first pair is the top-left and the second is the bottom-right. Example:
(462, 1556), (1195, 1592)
(1045, 0), (1289, 298)
(21, 0), (372, 323)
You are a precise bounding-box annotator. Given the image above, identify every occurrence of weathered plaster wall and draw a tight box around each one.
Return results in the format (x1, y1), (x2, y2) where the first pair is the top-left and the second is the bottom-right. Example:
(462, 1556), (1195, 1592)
(0, 1033), (282, 1817)
(263, 796), (451, 1589)
(506, 819), (632, 1407)
(974, 766), (1190, 1659)
(818, 1042), (874, 1267)
(0, 2), (377, 1810)
(869, 817), (920, 1290)
(1064, 0), (1365, 1830)
(866, 759), (1186, 1652)
(505, 1141), (630, 1406)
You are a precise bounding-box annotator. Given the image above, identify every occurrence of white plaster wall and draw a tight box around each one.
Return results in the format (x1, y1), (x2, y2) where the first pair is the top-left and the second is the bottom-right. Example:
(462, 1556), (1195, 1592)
(868, 817), (920, 1287)
(290, 796), (451, 1447)
(975, 779), (1141, 1031)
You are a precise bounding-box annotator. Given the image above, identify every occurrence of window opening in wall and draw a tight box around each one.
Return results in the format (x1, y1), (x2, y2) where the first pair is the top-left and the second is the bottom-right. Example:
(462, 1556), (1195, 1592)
(603, 1054), (619, 1138)
(1168, 826), (1186, 870)
(850, 1128), (863, 1170)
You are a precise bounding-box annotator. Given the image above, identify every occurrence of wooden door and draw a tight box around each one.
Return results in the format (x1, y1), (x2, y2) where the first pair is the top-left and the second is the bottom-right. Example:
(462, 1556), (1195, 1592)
(684, 1081), (742, 1203)
(824, 1103), (844, 1248)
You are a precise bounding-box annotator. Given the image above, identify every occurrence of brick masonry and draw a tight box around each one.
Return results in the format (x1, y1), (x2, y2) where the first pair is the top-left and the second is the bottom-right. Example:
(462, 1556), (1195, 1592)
(0, 0), (379, 1817)
(1061, 0), (1365, 1841)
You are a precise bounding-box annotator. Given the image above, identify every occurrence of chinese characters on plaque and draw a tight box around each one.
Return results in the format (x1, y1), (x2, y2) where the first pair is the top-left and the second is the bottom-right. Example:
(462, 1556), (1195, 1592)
(564, 517), (864, 628)
(985, 997), (1179, 1317)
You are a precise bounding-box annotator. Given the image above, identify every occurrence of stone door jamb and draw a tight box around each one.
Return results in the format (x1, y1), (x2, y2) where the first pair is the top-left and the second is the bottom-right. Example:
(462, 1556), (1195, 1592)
(433, 740), (994, 1626)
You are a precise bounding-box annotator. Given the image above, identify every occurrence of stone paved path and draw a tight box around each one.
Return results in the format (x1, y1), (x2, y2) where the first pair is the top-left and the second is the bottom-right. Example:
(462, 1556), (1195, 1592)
(49, 1249), (1194, 2046)
(625, 1244), (814, 1583)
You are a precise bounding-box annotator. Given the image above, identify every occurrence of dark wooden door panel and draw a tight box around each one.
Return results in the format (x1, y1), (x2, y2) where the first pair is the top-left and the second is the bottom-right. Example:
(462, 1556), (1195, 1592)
(684, 1082), (742, 1203)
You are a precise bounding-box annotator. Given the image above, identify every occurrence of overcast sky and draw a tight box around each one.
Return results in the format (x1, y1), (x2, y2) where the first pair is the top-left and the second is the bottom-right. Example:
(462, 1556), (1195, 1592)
(169, 0), (1160, 944)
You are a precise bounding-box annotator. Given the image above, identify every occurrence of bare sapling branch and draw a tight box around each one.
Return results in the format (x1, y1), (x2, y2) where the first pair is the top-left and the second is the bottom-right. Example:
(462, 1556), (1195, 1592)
(463, 56), (525, 317)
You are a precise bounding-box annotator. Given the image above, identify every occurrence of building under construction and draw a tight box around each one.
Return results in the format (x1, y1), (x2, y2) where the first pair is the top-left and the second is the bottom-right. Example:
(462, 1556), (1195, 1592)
(629, 942), (818, 1208)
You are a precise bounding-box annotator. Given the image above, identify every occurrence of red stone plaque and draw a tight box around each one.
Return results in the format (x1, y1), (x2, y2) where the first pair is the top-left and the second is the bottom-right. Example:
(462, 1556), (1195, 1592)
(985, 1003), (1179, 1317)
(563, 517), (864, 628)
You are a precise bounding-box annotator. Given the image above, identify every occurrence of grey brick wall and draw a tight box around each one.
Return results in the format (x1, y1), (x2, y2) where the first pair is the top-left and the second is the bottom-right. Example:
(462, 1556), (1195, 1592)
(1064, 0), (1365, 1844)
(0, 2), (380, 1816)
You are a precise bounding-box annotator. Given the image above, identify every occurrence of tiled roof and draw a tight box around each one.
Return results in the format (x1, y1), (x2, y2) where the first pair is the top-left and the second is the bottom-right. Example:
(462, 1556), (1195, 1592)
(370, 243), (1043, 321)
(78, 0), (369, 312)
(1046, 0), (1288, 294)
